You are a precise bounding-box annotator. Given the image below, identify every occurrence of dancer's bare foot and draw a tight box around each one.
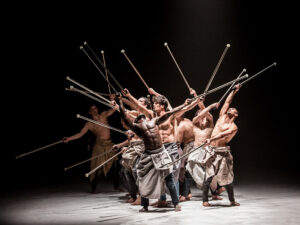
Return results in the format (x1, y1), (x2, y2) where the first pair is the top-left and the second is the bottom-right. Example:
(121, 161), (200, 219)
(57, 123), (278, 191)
(175, 205), (181, 212)
(131, 196), (141, 205)
(202, 202), (211, 207)
(217, 187), (226, 195)
(150, 200), (158, 207)
(126, 198), (135, 203)
(179, 196), (187, 202)
(139, 206), (149, 212)
(212, 195), (223, 200)
(230, 201), (240, 206)
(157, 200), (168, 208)
(187, 193), (192, 199)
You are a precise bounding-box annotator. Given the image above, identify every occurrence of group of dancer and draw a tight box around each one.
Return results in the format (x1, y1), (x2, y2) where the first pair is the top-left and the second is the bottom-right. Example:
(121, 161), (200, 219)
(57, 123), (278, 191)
(17, 42), (276, 212)
(63, 84), (241, 212)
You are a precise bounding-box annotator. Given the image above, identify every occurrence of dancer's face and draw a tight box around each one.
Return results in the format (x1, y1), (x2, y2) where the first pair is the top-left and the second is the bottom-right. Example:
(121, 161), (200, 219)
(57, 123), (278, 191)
(138, 98), (147, 107)
(227, 108), (238, 118)
(153, 102), (164, 113)
(88, 105), (99, 116)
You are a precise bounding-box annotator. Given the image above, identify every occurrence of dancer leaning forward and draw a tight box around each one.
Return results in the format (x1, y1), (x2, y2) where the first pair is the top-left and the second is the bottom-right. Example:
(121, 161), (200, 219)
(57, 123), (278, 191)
(116, 95), (193, 212)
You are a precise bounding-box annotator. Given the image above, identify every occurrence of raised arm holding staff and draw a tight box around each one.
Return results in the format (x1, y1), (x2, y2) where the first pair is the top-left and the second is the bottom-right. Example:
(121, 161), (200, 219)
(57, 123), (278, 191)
(218, 68), (246, 104)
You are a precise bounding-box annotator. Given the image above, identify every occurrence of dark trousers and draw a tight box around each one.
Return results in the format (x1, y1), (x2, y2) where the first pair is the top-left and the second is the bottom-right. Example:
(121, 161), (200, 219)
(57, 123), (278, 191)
(202, 176), (235, 202)
(90, 160), (120, 191)
(141, 173), (179, 207)
(179, 170), (193, 197)
(106, 159), (121, 189)
(124, 168), (138, 199)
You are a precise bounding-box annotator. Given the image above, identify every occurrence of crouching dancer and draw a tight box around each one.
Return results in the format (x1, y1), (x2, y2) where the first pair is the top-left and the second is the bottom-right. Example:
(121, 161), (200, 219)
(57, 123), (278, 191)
(116, 96), (190, 212)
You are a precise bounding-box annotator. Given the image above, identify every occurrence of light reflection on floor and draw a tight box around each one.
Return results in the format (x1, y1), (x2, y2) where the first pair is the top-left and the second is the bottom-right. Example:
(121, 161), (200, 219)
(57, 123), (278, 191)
(1, 180), (300, 225)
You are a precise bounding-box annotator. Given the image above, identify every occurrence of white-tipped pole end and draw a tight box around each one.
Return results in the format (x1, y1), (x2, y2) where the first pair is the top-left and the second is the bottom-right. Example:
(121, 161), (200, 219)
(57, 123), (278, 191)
(83, 41), (87, 45)
(164, 42), (168, 46)
(70, 86), (74, 89)
(121, 49), (125, 53)
(273, 62), (277, 66)
(64, 168), (67, 171)
(76, 114), (81, 118)
(85, 173), (89, 178)
(226, 44), (231, 48)
(245, 74), (249, 78)
(101, 50), (104, 54)
(243, 68), (246, 72)
(66, 76), (70, 80)
(79, 46), (83, 50)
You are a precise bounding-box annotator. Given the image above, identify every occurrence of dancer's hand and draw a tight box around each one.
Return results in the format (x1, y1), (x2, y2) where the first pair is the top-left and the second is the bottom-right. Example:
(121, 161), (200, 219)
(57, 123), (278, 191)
(63, 137), (70, 143)
(122, 88), (130, 97)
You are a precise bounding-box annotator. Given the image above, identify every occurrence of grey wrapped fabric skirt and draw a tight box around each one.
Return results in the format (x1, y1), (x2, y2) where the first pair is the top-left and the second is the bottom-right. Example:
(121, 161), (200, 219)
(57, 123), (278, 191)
(137, 146), (172, 199)
(187, 145), (234, 191)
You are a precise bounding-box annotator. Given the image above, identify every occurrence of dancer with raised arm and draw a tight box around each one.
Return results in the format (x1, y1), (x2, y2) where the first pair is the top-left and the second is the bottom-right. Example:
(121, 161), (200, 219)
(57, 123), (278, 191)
(201, 84), (242, 207)
(116, 96), (192, 212)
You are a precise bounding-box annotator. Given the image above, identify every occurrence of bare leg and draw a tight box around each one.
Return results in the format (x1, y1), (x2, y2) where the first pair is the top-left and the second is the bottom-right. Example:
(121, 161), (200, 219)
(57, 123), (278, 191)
(217, 186), (226, 195)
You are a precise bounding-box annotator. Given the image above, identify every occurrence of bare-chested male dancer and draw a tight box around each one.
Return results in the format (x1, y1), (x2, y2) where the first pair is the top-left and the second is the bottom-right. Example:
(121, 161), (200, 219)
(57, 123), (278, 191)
(63, 104), (120, 193)
(116, 96), (191, 212)
(202, 84), (242, 207)
(175, 88), (202, 202)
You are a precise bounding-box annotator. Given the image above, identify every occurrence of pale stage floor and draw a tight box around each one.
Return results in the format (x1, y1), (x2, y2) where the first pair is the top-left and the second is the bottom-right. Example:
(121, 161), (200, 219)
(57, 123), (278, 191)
(1, 174), (300, 225)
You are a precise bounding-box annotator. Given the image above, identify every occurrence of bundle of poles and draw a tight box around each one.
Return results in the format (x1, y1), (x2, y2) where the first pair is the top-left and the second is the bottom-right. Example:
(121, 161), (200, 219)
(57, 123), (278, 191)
(15, 41), (277, 178)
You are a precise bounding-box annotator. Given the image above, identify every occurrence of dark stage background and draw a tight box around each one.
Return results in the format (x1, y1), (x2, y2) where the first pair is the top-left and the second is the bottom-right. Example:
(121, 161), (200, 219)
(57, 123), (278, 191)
(2, 1), (298, 193)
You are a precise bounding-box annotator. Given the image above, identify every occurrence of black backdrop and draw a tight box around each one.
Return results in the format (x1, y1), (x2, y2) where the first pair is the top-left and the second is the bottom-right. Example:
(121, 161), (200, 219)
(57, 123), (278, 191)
(2, 0), (298, 192)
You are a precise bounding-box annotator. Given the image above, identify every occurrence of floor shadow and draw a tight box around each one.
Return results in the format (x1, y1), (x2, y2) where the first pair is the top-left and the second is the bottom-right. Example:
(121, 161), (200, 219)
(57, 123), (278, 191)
(145, 208), (174, 213)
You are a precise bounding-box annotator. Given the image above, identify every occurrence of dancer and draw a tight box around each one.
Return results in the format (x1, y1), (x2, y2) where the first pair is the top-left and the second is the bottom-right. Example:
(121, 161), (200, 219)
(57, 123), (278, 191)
(201, 84), (242, 207)
(116, 96), (192, 212)
(175, 88), (201, 202)
(113, 119), (145, 205)
(63, 104), (120, 193)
